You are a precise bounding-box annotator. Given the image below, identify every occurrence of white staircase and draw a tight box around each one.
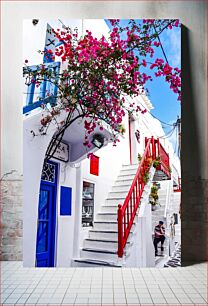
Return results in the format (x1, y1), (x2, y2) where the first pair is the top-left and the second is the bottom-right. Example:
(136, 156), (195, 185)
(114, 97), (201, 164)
(152, 181), (181, 266)
(72, 164), (138, 267)
(152, 181), (170, 230)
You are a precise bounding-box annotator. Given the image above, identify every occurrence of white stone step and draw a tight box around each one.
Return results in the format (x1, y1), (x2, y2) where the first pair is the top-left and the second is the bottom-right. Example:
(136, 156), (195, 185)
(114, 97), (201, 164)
(111, 185), (131, 192)
(93, 221), (118, 231)
(83, 238), (123, 251)
(114, 179), (133, 186)
(106, 198), (125, 205)
(122, 164), (138, 170)
(119, 169), (137, 176)
(89, 230), (118, 240)
(80, 248), (119, 261)
(96, 213), (118, 222)
(93, 221), (135, 231)
(117, 174), (135, 181)
(108, 191), (129, 198)
(95, 212), (118, 222)
(96, 212), (139, 222)
(101, 205), (119, 213)
(72, 258), (122, 267)
(89, 230), (133, 240)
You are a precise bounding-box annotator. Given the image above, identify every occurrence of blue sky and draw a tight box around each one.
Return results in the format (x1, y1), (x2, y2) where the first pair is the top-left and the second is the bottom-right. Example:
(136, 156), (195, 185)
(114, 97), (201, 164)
(105, 19), (181, 126)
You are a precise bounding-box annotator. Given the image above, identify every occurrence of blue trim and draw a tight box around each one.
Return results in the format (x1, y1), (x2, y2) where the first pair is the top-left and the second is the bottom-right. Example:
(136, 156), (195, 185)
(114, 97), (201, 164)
(26, 76), (36, 105)
(23, 61), (60, 73)
(23, 97), (55, 114)
(23, 62), (60, 114)
(55, 41), (65, 47)
(60, 186), (72, 216)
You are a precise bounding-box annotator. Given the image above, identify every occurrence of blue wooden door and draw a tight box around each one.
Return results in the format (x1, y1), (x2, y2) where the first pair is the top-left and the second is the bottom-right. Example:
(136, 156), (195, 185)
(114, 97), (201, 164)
(36, 161), (58, 267)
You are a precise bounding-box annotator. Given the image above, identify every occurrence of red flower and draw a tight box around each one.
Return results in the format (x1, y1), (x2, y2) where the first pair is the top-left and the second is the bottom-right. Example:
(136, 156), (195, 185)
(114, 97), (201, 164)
(142, 59), (147, 67)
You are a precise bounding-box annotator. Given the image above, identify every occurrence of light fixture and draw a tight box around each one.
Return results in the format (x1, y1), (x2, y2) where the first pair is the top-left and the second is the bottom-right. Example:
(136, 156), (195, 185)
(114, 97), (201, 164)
(92, 133), (105, 149)
(32, 19), (39, 26)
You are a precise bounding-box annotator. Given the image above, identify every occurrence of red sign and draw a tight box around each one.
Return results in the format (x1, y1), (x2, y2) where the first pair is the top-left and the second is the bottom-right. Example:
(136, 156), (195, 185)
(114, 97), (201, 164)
(90, 155), (99, 176)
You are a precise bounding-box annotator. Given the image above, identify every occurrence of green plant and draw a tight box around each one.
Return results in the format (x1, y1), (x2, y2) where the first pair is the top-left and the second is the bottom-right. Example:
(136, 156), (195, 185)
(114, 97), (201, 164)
(149, 184), (159, 205)
(168, 166), (172, 173)
(117, 124), (126, 135)
(153, 156), (161, 168)
(138, 153), (142, 162)
(143, 170), (149, 184)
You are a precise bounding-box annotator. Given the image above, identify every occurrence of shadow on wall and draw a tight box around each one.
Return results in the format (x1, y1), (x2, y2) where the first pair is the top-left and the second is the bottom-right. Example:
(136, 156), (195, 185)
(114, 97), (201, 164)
(181, 25), (208, 265)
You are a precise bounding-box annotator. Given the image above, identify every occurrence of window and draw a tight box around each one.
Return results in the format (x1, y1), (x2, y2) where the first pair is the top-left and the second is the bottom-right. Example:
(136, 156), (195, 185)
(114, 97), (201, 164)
(82, 181), (95, 227)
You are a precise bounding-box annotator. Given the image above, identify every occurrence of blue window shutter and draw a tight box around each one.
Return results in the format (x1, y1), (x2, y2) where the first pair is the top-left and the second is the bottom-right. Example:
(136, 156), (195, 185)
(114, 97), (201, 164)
(60, 186), (72, 216)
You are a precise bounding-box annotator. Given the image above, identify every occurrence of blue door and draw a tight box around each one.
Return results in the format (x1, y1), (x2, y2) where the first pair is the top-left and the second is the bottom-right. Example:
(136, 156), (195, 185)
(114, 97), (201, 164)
(36, 161), (58, 267)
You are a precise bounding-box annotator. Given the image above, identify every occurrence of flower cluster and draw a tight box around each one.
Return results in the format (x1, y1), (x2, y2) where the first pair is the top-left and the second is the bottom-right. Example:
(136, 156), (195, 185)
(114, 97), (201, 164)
(24, 19), (181, 150)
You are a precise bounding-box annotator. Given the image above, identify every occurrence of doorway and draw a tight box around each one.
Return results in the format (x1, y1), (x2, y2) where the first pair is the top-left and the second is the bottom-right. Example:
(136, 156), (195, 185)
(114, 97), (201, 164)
(36, 161), (58, 267)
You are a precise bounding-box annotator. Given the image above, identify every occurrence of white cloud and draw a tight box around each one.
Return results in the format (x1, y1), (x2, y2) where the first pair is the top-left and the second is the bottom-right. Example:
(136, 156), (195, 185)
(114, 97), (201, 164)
(162, 28), (181, 67)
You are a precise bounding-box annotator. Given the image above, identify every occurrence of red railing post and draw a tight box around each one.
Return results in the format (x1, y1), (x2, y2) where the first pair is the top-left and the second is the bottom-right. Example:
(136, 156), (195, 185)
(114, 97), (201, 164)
(157, 138), (160, 158)
(151, 136), (155, 160)
(178, 177), (181, 190)
(118, 204), (123, 257)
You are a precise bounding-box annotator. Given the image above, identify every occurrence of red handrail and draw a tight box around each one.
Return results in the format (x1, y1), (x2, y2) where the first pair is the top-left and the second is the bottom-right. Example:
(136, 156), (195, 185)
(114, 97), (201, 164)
(155, 139), (171, 178)
(174, 177), (181, 192)
(117, 137), (171, 257)
(117, 138), (153, 257)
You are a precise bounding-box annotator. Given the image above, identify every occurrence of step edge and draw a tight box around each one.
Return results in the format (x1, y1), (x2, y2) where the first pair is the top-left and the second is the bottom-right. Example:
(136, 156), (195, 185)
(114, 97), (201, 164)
(73, 258), (121, 267)
(82, 248), (118, 254)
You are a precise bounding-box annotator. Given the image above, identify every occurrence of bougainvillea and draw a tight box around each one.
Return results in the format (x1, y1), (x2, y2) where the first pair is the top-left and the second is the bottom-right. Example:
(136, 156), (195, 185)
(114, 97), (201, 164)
(23, 19), (181, 160)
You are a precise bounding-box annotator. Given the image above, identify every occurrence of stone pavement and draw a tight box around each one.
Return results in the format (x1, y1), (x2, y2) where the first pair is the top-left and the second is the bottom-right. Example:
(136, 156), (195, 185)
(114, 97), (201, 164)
(164, 244), (181, 268)
(0, 261), (207, 305)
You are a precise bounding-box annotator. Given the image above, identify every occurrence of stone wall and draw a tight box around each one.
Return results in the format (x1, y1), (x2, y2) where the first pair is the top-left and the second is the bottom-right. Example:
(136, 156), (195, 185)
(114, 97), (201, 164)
(0, 171), (23, 260)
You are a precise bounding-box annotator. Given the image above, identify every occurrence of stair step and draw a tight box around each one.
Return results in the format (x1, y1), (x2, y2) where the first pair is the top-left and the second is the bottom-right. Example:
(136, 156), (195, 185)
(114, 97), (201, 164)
(114, 179), (134, 186)
(122, 164), (138, 169)
(111, 185), (131, 192)
(108, 191), (128, 198)
(101, 205), (119, 213)
(106, 198), (125, 205)
(96, 212), (139, 222)
(117, 174), (135, 180)
(84, 238), (120, 251)
(96, 212), (118, 221)
(93, 221), (135, 231)
(93, 221), (118, 231)
(72, 258), (121, 267)
(119, 169), (137, 175)
(89, 230), (133, 240)
(80, 248), (120, 261)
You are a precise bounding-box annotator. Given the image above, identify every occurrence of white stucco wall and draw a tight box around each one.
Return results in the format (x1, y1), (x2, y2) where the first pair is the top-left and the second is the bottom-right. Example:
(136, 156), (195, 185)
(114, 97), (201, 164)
(81, 115), (130, 215)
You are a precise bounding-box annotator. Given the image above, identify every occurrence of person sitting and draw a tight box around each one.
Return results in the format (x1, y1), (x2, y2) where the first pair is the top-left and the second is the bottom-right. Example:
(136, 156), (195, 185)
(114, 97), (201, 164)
(153, 221), (165, 256)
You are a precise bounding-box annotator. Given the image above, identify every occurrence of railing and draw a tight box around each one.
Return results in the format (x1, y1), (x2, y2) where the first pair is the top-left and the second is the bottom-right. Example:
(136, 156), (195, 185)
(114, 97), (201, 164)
(117, 138), (155, 257)
(174, 177), (181, 192)
(117, 137), (171, 257)
(23, 61), (60, 114)
(155, 138), (171, 179)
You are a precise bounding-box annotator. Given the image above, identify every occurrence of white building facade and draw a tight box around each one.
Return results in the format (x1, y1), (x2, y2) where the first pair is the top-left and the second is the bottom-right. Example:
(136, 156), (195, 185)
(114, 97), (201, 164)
(23, 19), (181, 267)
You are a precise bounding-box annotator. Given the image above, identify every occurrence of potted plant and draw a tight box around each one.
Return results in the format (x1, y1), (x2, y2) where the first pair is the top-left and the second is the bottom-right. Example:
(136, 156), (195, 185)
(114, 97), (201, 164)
(153, 156), (161, 168)
(138, 153), (142, 162)
(145, 156), (152, 167)
(117, 124), (126, 136)
(149, 184), (160, 211)
(143, 170), (149, 184)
